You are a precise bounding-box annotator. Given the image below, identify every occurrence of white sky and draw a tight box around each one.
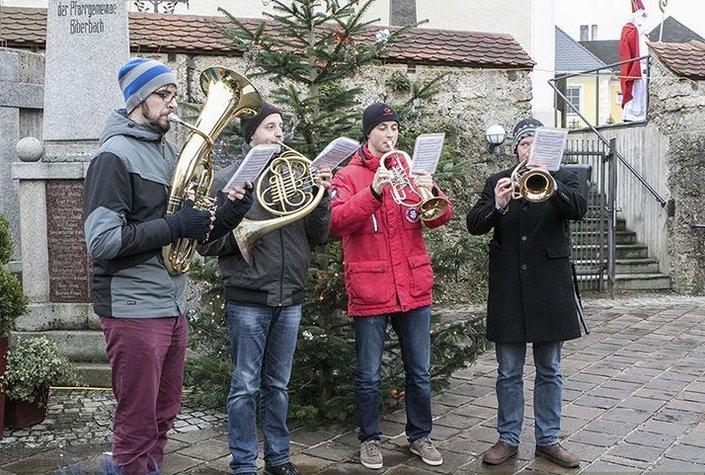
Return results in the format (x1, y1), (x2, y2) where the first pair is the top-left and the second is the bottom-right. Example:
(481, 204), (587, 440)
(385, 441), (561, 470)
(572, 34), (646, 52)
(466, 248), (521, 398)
(556, 0), (705, 40)
(4, 0), (704, 41)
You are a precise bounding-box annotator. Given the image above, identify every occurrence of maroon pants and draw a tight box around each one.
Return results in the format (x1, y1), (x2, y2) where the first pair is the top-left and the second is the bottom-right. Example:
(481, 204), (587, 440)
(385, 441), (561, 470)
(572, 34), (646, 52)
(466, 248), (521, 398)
(100, 315), (188, 475)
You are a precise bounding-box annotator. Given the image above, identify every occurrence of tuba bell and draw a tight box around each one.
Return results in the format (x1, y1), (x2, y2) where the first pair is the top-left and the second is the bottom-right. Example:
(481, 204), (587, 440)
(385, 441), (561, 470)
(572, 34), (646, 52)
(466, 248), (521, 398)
(509, 157), (556, 203)
(233, 143), (325, 264)
(163, 67), (262, 275)
(379, 146), (450, 221)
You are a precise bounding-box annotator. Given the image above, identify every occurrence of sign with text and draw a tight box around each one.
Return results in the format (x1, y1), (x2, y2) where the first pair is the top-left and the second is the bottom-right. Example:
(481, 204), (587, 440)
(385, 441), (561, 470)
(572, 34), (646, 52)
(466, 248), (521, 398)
(43, 0), (130, 142)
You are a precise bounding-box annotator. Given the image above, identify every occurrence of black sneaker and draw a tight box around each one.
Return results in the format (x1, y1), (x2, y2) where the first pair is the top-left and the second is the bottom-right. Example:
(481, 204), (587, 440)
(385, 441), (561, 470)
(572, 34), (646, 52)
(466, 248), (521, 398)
(264, 461), (301, 475)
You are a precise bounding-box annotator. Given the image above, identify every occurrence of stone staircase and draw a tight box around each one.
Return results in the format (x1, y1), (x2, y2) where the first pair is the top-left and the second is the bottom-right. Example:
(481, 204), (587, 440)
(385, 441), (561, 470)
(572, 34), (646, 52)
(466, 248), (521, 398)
(572, 212), (671, 291)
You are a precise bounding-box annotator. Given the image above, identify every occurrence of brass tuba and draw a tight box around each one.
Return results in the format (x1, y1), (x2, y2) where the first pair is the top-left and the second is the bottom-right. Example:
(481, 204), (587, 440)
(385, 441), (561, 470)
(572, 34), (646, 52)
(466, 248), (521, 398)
(509, 157), (556, 203)
(163, 67), (262, 275)
(233, 143), (325, 264)
(379, 146), (450, 222)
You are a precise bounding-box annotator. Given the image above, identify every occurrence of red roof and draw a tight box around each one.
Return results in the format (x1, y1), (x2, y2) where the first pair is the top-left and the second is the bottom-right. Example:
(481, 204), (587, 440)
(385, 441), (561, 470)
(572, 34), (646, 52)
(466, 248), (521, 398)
(649, 40), (705, 80)
(0, 7), (534, 69)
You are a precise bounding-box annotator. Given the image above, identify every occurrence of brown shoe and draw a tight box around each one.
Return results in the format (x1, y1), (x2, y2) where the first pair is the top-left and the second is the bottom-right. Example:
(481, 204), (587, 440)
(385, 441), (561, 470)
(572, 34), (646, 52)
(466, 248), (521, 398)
(482, 441), (518, 465)
(535, 443), (580, 468)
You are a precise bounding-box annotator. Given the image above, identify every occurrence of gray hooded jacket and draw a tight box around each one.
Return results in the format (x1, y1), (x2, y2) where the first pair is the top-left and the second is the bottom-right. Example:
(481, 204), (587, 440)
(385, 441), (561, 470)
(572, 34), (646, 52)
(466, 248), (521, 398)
(83, 109), (184, 317)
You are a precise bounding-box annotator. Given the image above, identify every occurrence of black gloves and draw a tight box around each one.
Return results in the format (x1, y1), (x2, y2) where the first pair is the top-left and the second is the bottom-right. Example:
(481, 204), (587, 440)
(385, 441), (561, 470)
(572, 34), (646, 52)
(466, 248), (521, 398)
(216, 186), (254, 229)
(164, 200), (212, 241)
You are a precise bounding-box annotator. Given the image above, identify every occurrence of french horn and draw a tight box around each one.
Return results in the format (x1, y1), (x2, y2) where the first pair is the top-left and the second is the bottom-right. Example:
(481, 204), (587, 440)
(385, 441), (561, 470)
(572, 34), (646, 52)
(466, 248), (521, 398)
(233, 143), (325, 264)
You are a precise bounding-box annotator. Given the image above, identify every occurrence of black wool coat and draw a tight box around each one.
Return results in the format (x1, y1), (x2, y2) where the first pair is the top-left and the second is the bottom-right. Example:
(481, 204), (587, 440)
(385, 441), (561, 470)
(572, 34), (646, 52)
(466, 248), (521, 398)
(466, 167), (587, 344)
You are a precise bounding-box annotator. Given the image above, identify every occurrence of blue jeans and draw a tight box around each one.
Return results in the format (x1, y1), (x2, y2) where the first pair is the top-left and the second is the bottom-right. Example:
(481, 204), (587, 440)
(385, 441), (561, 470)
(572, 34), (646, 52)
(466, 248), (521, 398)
(495, 341), (563, 447)
(226, 302), (302, 474)
(353, 306), (432, 442)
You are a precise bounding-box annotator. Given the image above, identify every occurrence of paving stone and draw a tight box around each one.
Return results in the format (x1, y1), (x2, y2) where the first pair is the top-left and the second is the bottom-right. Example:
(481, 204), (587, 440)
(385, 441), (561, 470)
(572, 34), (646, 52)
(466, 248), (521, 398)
(661, 442), (705, 464)
(569, 429), (623, 447)
(303, 441), (356, 462)
(616, 396), (667, 412)
(176, 439), (229, 461)
(606, 442), (665, 463)
(581, 418), (639, 436)
(624, 429), (677, 449)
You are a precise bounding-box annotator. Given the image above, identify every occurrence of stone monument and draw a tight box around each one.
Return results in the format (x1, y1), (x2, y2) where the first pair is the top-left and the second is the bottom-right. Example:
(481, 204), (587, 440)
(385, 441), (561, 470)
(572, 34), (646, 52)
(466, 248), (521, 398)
(11, 0), (129, 383)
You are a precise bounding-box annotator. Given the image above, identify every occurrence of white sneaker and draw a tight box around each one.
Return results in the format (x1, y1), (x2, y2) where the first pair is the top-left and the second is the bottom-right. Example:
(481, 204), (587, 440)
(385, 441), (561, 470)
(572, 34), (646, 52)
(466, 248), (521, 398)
(410, 437), (443, 466)
(360, 439), (383, 469)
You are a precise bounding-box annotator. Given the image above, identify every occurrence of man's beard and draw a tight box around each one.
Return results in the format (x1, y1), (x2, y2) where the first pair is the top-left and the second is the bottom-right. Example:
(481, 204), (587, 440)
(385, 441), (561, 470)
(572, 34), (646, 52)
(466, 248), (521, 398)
(141, 103), (171, 132)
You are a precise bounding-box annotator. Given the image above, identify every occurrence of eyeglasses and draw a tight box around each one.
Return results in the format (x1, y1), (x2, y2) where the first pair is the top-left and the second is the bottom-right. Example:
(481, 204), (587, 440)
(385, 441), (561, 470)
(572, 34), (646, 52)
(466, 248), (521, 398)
(152, 90), (177, 103)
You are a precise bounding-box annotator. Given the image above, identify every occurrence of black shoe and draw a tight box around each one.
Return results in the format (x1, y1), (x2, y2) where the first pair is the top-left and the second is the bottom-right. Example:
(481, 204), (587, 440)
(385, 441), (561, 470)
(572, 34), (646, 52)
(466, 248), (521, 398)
(264, 462), (301, 475)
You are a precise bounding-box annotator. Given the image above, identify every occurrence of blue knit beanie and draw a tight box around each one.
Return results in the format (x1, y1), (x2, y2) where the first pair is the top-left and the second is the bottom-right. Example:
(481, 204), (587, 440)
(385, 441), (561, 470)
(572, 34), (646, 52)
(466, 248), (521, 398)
(118, 57), (178, 113)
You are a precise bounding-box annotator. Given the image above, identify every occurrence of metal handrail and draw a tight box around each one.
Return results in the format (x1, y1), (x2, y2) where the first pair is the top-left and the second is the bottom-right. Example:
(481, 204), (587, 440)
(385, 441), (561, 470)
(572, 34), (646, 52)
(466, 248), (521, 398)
(549, 55), (668, 207)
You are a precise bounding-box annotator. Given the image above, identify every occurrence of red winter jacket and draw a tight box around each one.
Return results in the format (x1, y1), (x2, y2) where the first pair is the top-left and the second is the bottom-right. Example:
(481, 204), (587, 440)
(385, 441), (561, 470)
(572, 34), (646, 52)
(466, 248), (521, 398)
(330, 145), (452, 317)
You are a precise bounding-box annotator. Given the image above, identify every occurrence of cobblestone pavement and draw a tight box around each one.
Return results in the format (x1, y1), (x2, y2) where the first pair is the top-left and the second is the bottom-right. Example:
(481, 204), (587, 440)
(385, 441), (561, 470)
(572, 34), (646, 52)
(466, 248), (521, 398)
(1, 293), (705, 474)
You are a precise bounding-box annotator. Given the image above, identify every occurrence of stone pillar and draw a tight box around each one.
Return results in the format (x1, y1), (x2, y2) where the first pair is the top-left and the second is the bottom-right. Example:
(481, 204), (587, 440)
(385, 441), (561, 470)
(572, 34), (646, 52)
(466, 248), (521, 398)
(0, 48), (44, 272)
(11, 0), (129, 334)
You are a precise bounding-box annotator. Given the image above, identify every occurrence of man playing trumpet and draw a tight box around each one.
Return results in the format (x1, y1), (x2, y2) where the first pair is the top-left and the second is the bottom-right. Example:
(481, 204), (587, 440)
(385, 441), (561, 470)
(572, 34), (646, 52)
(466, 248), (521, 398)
(466, 117), (586, 468)
(329, 102), (452, 470)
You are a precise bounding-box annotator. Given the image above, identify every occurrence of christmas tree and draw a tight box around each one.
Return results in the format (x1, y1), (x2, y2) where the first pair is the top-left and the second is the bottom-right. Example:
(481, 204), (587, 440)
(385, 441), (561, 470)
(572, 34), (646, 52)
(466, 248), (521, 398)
(186, 0), (487, 426)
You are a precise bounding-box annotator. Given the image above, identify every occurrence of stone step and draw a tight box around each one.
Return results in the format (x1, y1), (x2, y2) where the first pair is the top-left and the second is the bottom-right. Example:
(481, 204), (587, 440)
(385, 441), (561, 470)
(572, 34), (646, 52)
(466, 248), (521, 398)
(74, 362), (112, 388)
(577, 273), (671, 290)
(11, 330), (107, 363)
(571, 230), (637, 245)
(572, 243), (649, 259)
(575, 258), (660, 274)
(573, 217), (626, 232)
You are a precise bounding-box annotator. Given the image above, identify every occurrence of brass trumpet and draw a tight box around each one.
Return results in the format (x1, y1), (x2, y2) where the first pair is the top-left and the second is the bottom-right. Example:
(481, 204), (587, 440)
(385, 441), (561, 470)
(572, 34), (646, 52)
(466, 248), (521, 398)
(509, 157), (555, 203)
(379, 145), (449, 221)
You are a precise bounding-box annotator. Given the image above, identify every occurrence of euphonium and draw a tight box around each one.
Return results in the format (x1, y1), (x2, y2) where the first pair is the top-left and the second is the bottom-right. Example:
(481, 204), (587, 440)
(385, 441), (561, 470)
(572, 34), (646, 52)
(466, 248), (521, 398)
(379, 145), (450, 221)
(233, 143), (325, 264)
(163, 67), (262, 275)
(509, 157), (556, 203)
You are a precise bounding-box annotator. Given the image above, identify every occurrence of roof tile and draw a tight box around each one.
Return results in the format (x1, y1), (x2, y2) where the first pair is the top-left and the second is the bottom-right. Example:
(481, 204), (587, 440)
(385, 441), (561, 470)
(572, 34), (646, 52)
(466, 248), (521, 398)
(649, 40), (705, 80)
(0, 6), (534, 69)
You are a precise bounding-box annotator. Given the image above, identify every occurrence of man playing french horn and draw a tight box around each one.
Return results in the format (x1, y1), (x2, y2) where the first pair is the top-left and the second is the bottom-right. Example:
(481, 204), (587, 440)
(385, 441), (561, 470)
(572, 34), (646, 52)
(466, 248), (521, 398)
(329, 102), (452, 470)
(198, 103), (332, 475)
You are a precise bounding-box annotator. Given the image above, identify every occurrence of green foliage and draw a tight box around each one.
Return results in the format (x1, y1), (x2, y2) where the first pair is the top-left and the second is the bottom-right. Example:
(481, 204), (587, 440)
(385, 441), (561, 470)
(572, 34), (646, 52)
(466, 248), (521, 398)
(385, 70), (412, 93)
(0, 214), (27, 336)
(0, 336), (79, 402)
(0, 268), (27, 337)
(0, 214), (12, 265)
(185, 0), (490, 427)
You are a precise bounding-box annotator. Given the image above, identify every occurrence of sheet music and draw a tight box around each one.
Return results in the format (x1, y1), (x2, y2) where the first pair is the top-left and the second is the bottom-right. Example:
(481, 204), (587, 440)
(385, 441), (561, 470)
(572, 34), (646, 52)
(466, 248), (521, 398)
(310, 137), (359, 170)
(529, 127), (568, 172)
(221, 144), (279, 192)
(411, 133), (445, 174)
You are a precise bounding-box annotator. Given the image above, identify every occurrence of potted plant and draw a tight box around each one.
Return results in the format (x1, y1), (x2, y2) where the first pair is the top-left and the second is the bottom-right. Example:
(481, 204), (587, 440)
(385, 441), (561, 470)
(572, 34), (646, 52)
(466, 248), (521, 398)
(0, 213), (28, 437)
(0, 336), (78, 429)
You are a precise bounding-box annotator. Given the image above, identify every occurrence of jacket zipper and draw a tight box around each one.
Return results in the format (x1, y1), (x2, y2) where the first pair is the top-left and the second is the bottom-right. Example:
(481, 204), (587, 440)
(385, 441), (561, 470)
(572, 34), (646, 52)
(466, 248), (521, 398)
(371, 214), (378, 233)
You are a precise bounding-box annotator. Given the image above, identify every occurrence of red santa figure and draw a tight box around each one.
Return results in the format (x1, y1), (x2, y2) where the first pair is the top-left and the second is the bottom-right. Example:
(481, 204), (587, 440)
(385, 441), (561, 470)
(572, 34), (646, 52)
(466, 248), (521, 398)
(619, 0), (649, 122)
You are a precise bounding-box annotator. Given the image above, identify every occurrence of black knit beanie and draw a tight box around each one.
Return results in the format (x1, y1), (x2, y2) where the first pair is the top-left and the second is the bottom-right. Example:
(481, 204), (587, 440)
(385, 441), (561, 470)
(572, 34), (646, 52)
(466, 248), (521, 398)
(362, 102), (399, 137)
(511, 117), (543, 154)
(240, 102), (281, 144)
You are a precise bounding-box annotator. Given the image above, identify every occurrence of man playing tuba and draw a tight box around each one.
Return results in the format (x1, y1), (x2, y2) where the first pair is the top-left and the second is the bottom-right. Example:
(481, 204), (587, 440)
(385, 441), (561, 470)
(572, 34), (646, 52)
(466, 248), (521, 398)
(83, 58), (252, 475)
(198, 103), (332, 475)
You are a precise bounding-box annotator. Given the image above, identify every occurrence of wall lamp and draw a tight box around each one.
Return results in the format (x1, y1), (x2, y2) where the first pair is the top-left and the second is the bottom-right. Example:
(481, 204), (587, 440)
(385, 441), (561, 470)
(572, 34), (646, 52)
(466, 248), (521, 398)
(485, 124), (506, 156)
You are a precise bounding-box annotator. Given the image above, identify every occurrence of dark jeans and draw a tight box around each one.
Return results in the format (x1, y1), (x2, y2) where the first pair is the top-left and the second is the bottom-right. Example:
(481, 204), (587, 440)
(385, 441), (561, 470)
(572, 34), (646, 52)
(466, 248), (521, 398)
(353, 306), (432, 442)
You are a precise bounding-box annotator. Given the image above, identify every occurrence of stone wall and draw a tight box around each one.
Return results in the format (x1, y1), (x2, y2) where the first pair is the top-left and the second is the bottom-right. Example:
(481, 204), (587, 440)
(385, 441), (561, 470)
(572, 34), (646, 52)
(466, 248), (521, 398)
(166, 53), (532, 199)
(648, 56), (705, 294)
